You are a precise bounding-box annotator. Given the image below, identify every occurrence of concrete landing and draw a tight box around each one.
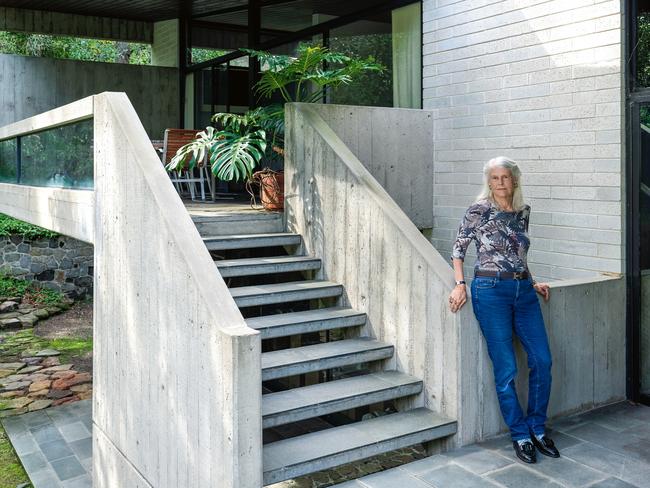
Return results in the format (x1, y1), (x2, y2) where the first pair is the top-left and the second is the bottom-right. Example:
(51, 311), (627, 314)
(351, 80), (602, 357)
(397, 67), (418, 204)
(330, 401), (650, 488)
(2, 400), (92, 488)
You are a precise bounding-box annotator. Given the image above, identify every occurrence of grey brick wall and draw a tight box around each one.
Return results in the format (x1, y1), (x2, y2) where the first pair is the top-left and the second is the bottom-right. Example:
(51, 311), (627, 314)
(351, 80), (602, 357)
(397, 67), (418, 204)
(422, 0), (624, 281)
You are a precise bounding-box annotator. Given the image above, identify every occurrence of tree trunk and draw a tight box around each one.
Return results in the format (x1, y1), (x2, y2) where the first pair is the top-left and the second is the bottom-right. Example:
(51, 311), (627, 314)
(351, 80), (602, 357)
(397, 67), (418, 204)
(116, 42), (131, 64)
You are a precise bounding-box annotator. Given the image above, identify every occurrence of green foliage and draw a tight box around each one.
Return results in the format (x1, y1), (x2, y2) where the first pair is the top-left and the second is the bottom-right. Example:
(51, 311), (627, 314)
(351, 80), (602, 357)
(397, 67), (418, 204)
(191, 47), (229, 64)
(639, 15), (650, 87)
(0, 31), (151, 65)
(245, 45), (384, 104)
(0, 214), (59, 239)
(0, 274), (64, 307)
(47, 337), (93, 364)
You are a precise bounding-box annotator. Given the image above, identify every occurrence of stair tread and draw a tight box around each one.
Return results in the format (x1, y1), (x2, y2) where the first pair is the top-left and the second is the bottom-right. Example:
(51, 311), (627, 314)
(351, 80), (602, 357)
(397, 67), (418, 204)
(230, 280), (341, 298)
(203, 232), (301, 249)
(263, 408), (456, 476)
(263, 371), (421, 418)
(247, 307), (365, 329)
(261, 338), (391, 371)
(216, 256), (320, 268)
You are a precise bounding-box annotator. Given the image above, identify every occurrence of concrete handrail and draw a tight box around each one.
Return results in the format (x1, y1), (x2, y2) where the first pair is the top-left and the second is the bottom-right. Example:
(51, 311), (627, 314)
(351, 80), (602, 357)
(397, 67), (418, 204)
(284, 103), (469, 447)
(0, 93), (262, 488)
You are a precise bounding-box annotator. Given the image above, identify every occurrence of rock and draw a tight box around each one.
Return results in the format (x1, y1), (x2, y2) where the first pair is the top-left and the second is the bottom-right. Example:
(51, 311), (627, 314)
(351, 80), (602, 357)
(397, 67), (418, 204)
(19, 315), (38, 327)
(6, 397), (32, 409)
(17, 303), (34, 311)
(52, 395), (79, 407)
(0, 312), (21, 320)
(1, 381), (30, 391)
(0, 407), (27, 417)
(47, 389), (73, 400)
(0, 374), (28, 385)
(0, 391), (21, 399)
(52, 372), (91, 390)
(28, 399), (53, 411)
(27, 390), (48, 399)
(34, 309), (50, 319)
(23, 374), (48, 382)
(22, 357), (43, 365)
(29, 380), (51, 392)
(17, 481), (32, 488)
(77, 391), (92, 400)
(70, 383), (92, 393)
(45, 306), (61, 314)
(40, 357), (59, 367)
(41, 364), (74, 373)
(19, 366), (42, 374)
(0, 362), (26, 372)
(35, 349), (61, 357)
(0, 301), (19, 312)
(1, 318), (22, 327)
(0, 370), (14, 379)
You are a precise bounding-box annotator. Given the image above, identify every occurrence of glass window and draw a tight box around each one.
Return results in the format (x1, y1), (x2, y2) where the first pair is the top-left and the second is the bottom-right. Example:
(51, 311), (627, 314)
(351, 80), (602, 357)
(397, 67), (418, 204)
(20, 119), (94, 189)
(637, 5), (650, 87)
(0, 138), (17, 183)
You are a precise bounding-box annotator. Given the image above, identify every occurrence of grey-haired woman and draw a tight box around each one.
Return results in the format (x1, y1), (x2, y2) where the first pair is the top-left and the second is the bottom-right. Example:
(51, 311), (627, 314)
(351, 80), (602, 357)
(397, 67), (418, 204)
(448, 157), (558, 464)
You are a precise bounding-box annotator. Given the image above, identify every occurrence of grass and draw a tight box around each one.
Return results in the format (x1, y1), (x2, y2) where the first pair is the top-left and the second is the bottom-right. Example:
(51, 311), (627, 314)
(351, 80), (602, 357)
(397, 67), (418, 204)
(0, 423), (29, 488)
(0, 330), (92, 365)
(0, 274), (64, 307)
(47, 337), (93, 364)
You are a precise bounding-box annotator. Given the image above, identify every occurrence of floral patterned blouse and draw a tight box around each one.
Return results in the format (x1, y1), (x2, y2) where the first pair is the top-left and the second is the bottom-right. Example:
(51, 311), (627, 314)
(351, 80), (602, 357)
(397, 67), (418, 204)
(451, 199), (531, 272)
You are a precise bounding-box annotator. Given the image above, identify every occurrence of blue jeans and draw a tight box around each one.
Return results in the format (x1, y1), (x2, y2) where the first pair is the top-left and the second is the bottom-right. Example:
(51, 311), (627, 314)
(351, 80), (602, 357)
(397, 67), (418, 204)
(471, 276), (552, 441)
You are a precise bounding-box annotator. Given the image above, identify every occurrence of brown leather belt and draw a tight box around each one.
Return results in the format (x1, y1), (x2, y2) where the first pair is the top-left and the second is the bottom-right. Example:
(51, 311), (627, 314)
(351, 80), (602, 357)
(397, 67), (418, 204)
(474, 270), (530, 280)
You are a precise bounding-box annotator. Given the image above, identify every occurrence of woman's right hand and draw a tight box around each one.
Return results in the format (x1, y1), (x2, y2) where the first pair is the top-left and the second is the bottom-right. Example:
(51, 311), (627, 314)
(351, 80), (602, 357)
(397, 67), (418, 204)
(448, 284), (467, 313)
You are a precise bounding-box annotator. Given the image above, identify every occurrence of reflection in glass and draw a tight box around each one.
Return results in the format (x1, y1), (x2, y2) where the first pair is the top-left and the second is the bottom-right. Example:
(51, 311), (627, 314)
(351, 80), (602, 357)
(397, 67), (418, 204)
(20, 119), (93, 189)
(0, 138), (17, 183)
(638, 6), (650, 87)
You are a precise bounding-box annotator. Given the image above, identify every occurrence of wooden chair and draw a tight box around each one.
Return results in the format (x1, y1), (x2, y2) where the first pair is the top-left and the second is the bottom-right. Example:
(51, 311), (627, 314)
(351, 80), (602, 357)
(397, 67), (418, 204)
(161, 129), (212, 201)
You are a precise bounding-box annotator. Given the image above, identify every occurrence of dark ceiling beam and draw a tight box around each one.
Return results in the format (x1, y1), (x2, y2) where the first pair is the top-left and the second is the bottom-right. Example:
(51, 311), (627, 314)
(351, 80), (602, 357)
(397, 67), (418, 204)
(191, 20), (289, 37)
(192, 0), (301, 19)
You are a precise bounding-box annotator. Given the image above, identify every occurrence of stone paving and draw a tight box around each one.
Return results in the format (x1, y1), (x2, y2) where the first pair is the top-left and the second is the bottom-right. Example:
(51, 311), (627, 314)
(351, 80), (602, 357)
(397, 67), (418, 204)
(331, 401), (650, 488)
(2, 399), (92, 488)
(4, 400), (650, 488)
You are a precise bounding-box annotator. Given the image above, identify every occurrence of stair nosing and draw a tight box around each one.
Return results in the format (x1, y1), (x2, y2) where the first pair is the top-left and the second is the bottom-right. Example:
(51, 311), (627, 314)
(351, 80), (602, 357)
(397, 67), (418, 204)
(247, 307), (366, 339)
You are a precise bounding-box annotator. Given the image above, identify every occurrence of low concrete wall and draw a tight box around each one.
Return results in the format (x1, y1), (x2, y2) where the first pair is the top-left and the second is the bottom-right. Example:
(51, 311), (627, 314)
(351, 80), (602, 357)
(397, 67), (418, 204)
(0, 54), (179, 138)
(465, 275), (626, 440)
(315, 104), (434, 229)
(0, 234), (93, 297)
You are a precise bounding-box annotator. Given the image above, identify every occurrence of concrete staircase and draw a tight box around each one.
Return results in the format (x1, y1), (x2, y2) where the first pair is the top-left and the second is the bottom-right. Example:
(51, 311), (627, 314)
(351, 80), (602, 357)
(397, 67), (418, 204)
(201, 226), (457, 485)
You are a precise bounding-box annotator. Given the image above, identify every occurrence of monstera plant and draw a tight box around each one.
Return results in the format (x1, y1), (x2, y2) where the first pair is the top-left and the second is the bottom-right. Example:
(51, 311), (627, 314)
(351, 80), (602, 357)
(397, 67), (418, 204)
(167, 44), (383, 209)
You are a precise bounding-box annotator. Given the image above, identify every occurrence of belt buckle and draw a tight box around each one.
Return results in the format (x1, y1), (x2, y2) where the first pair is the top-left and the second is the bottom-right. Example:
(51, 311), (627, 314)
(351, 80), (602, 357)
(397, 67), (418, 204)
(513, 271), (523, 280)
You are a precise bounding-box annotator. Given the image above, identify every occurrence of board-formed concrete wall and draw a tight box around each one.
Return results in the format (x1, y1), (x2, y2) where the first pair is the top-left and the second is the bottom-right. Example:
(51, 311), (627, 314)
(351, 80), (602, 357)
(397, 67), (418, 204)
(0, 7), (152, 43)
(315, 104), (434, 229)
(422, 0), (623, 282)
(0, 54), (179, 138)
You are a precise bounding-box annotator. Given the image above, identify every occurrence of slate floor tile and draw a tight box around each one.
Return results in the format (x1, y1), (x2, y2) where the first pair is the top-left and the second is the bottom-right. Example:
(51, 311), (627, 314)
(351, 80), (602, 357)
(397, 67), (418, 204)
(447, 447), (513, 475)
(418, 464), (500, 488)
(526, 455), (607, 487)
(59, 421), (90, 443)
(399, 455), (451, 476)
(562, 441), (650, 482)
(20, 450), (49, 472)
(354, 467), (432, 488)
(29, 466), (64, 488)
(588, 478), (641, 488)
(487, 464), (564, 488)
(31, 423), (64, 444)
(40, 438), (74, 461)
(8, 432), (38, 455)
(68, 437), (92, 460)
(51, 455), (87, 481)
(61, 474), (92, 488)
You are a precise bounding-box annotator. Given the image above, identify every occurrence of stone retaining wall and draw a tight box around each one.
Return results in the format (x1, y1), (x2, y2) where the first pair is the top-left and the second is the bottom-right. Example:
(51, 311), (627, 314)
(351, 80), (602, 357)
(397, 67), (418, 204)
(0, 235), (93, 298)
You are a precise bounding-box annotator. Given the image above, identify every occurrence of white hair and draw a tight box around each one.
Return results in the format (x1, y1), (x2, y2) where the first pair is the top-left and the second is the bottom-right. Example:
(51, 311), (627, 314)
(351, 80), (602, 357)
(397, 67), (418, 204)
(476, 156), (525, 211)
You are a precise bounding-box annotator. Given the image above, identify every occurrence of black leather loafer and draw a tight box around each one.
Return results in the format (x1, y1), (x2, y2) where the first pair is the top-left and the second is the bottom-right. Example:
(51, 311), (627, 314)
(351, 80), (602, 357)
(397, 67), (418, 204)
(513, 440), (537, 464)
(531, 435), (560, 458)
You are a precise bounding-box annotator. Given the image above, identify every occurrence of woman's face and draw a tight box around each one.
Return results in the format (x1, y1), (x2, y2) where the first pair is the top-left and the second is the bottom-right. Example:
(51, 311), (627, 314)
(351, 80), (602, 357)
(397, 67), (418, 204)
(489, 167), (515, 200)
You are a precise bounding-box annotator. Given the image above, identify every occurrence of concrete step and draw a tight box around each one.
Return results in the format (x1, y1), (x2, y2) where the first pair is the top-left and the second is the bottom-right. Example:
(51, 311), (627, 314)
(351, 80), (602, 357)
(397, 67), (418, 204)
(231, 280), (342, 308)
(203, 232), (302, 251)
(261, 338), (393, 381)
(246, 307), (366, 339)
(263, 408), (457, 485)
(192, 212), (282, 237)
(216, 256), (321, 278)
(262, 371), (422, 428)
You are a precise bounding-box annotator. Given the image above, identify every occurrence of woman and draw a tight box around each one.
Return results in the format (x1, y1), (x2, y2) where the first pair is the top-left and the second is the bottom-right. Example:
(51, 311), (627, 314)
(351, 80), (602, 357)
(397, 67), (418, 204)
(448, 157), (558, 464)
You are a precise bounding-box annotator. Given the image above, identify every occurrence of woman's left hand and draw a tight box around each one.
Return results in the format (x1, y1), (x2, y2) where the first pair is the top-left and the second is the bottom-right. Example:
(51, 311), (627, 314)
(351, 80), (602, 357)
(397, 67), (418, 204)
(533, 282), (550, 302)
